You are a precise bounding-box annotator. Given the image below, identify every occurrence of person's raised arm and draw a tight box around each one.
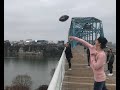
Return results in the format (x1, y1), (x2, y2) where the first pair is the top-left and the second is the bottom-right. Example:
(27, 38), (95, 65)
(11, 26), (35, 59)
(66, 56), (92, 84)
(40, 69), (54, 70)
(69, 36), (93, 49)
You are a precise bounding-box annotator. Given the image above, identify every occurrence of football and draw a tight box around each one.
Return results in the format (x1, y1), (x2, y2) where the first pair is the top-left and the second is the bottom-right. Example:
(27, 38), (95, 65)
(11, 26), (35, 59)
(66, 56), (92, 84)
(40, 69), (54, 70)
(59, 15), (69, 22)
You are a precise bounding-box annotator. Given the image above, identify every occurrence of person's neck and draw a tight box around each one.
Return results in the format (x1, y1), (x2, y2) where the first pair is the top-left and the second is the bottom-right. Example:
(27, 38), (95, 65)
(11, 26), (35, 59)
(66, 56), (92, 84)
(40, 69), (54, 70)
(96, 46), (103, 52)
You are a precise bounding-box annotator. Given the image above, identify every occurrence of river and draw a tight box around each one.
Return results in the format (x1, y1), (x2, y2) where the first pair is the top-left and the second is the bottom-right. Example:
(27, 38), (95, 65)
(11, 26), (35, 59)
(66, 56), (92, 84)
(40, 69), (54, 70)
(4, 56), (59, 90)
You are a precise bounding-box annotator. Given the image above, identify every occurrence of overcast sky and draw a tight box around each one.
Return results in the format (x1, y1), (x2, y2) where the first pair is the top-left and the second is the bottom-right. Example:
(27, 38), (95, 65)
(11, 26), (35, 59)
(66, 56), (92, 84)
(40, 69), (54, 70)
(4, 0), (116, 43)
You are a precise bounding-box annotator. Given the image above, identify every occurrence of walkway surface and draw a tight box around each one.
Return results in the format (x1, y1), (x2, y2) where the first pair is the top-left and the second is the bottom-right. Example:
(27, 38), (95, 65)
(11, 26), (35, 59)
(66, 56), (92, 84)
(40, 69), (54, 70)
(62, 45), (116, 90)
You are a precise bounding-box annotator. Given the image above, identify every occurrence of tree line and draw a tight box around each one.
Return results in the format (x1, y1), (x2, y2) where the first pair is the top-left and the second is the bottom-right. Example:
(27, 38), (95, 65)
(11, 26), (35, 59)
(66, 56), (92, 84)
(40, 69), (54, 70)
(4, 41), (64, 57)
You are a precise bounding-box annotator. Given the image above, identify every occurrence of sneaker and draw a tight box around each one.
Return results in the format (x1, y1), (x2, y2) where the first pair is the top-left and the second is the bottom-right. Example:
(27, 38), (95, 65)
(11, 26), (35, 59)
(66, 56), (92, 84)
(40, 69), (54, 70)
(86, 66), (90, 68)
(107, 73), (113, 76)
(68, 68), (72, 70)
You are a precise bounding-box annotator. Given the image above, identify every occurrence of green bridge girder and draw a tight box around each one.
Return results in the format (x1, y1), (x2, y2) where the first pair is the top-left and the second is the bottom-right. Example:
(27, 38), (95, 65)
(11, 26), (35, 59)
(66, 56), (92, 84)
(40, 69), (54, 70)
(68, 17), (104, 48)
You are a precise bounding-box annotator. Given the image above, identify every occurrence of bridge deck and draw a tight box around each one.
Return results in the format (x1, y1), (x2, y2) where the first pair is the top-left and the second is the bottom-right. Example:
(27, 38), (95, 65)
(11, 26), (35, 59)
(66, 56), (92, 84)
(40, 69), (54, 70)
(62, 46), (116, 90)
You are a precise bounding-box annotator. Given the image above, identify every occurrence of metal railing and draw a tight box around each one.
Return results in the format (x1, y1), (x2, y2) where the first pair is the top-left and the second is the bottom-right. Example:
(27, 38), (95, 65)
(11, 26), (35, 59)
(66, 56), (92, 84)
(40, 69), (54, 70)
(47, 48), (66, 90)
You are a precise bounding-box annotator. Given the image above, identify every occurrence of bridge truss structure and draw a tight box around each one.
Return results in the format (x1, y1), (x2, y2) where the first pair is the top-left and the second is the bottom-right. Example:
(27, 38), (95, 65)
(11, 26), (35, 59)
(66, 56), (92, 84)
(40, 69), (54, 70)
(68, 17), (104, 47)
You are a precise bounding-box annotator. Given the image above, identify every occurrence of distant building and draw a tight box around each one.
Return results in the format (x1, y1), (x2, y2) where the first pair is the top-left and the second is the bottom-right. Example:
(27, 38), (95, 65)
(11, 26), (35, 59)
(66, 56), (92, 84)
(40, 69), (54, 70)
(104, 42), (116, 54)
(24, 39), (33, 45)
(107, 42), (112, 46)
(25, 39), (32, 42)
(112, 43), (116, 48)
(57, 41), (64, 46)
(10, 41), (19, 46)
(37, 40), (48, 45)
(106, 42), (112, 48)
(31, 40), (37, 45)
(4, 40), (10, 42)
(4, 40), (11, 47)
(18, 40), (24, 45)
(48, 41), (55, 44)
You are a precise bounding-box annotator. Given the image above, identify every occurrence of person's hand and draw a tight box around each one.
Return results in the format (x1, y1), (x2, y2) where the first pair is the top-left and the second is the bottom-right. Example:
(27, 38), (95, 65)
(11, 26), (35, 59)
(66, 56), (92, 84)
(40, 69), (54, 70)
(68, 36), (75, 40)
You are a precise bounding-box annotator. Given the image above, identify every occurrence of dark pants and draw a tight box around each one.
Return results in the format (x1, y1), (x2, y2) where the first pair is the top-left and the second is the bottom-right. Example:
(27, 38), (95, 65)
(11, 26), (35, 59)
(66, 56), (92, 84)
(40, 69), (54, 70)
(108, 61), (114, 73)
(94, 81), (108, 90)
(67, 58), (71, 68)
(87, 54), (90, 66)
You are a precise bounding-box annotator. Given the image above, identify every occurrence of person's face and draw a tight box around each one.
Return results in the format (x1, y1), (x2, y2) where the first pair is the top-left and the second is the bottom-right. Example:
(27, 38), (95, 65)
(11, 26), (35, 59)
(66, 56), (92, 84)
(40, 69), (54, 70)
(65, 43), (69, 47)
(95, 39), (101, 47)
(110, 49), (112, 53)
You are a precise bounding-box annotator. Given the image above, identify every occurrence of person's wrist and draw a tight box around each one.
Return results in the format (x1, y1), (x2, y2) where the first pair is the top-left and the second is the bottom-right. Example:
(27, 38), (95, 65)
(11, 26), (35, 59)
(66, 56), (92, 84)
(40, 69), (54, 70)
(74, 37), (77, 39)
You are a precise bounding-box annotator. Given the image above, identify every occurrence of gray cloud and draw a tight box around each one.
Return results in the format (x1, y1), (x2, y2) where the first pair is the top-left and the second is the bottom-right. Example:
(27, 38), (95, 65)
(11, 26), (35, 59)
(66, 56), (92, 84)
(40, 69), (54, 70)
(4, 0), (116, 43)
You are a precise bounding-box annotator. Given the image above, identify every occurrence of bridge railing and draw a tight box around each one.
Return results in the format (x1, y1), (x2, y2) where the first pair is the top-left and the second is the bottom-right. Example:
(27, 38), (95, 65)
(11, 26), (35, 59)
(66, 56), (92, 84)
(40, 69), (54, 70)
(47, 48), (66, 90)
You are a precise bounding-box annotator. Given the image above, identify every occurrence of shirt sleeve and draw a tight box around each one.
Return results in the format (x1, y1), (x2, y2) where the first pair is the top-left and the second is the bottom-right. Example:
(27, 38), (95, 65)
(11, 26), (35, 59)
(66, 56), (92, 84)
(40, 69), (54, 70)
(92, 53), (105, 70)
(71, 36), (93, 49)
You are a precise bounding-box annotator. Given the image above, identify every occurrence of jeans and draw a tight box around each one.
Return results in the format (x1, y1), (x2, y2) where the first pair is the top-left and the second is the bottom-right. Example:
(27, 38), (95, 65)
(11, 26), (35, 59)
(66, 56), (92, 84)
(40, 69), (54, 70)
(94, 81), (108, 90)
(67, 58), (71, 68)
(87, 54), (90, 66)
(108, 61), (114, 73)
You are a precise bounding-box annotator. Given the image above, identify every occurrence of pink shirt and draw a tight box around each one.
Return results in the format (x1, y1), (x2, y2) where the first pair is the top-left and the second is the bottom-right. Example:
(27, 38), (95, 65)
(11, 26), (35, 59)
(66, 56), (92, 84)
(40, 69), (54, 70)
(72, 37), (106, 82)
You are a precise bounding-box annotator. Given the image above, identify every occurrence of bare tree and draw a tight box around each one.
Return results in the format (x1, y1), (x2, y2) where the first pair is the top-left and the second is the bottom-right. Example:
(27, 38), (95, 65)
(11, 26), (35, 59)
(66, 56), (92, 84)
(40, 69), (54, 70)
(5, 74), (32, 90)
(12, 74), (32, 88)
